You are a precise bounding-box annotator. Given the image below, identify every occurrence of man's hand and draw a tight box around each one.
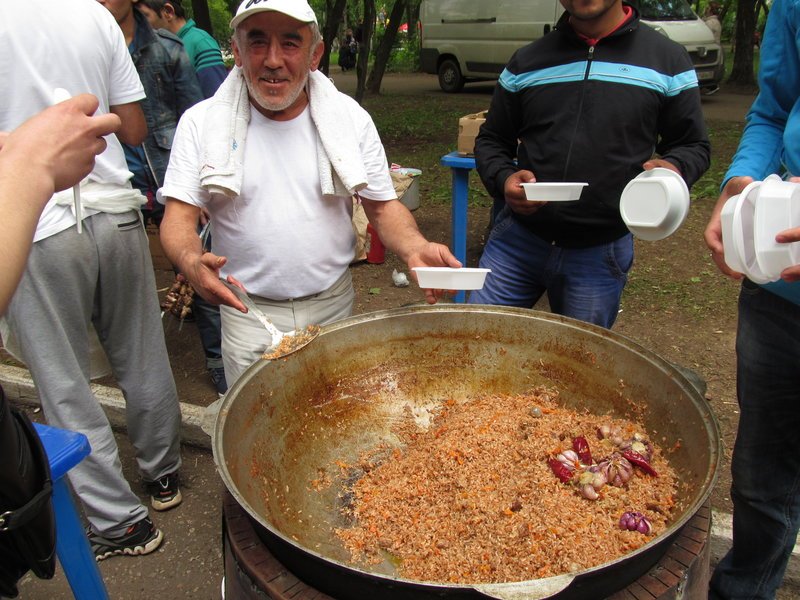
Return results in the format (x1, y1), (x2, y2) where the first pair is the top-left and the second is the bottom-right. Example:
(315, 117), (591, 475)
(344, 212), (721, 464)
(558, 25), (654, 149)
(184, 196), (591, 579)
(161, 199), (245, 312)
(361, 198), (461, 304)
(405, 242), (463, 304)
(504, 170), (546, 215)
(642, 158), (681, 175)
(704, 176), (751, 279)
(0, 94), (120, 194)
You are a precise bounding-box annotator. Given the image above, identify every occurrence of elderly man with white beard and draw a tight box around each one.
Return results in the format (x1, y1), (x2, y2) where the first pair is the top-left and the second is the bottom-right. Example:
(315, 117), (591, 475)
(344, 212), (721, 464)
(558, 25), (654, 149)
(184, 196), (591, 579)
(159, 0), (460, 394)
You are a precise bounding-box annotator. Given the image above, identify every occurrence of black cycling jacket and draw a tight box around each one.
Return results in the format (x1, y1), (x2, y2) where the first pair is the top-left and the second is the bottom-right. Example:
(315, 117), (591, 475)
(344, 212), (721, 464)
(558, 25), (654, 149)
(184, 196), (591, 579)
(475, 6), (711, 248)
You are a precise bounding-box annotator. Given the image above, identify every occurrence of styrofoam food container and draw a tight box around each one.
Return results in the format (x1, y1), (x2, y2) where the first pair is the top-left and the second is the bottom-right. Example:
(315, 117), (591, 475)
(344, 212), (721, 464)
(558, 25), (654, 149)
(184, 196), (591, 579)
(754, 175), (800, 280)
(412, 267), (490, 290)
(619, 168), (690, 241)
(521, 182), (588, 202)
(732, 179), (771, 284)
(720, 180), (761, 275)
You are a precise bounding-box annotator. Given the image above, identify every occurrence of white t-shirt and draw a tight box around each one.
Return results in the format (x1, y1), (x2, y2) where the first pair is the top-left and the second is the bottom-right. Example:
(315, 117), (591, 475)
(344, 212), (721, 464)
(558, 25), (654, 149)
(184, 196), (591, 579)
(0, 0), (145, 241)
(162, 94), (396, 300)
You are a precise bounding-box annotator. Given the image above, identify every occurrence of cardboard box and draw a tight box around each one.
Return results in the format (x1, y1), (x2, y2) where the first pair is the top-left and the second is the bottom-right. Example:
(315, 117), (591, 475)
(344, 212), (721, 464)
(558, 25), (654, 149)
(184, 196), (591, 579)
(146, 224), (174, 271)
(457, 111), (487, 156)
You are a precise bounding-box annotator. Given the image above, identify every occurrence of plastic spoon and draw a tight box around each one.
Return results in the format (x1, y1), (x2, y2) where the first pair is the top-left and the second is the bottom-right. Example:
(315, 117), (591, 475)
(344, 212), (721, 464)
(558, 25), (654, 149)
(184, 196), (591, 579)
(52, 88), (83, 234)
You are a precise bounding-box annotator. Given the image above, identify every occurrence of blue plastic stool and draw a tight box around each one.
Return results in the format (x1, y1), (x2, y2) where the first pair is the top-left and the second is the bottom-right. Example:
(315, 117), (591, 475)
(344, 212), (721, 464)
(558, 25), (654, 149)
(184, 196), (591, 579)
(33, 423), (109, 599)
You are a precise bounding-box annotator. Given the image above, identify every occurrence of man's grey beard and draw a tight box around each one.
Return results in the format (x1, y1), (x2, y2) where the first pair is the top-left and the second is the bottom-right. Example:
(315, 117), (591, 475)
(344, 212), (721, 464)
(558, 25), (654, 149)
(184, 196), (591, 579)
(245, 70), (310, 113)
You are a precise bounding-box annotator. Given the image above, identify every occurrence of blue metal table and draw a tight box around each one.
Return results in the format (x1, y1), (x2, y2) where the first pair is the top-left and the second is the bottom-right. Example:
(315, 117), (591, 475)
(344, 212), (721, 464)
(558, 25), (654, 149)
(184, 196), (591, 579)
(439, 152), (477, 303)
(34, 423), (109, 599)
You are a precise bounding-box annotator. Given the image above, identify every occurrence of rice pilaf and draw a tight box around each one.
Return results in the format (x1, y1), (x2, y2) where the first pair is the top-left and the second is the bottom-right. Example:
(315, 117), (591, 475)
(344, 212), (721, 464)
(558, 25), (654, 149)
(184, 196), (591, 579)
(334, 387), (679, 584)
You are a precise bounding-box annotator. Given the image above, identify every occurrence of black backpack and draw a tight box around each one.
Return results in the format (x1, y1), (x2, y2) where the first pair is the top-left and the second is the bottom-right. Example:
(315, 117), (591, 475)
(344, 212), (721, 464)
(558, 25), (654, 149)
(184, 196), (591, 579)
(0, 386), (56, 598)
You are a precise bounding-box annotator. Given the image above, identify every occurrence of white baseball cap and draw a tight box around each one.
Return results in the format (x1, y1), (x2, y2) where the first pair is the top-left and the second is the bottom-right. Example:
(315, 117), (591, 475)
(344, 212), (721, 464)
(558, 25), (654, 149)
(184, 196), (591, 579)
(230, 0), (318, 29)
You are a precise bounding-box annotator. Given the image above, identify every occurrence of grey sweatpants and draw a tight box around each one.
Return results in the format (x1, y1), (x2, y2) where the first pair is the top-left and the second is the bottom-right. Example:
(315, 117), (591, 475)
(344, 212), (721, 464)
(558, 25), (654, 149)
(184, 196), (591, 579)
(6, 211), (181, 536)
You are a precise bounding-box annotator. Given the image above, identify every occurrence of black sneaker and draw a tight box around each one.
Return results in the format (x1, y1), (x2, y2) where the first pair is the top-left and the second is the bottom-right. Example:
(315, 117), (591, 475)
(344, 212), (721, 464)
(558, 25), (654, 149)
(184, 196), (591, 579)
(88, 517), (163, 561)
(146, 472), (182, 511)
(209, 366), (228, 397)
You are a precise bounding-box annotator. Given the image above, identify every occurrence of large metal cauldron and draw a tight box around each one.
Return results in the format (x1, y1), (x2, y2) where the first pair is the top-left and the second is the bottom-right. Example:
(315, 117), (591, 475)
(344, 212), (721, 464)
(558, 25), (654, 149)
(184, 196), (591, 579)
(214, 305), (720, 600)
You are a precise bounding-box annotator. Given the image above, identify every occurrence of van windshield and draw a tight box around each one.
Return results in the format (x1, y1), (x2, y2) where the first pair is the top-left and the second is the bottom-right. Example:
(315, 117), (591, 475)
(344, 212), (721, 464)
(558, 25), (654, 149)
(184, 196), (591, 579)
(635, 0), (696, 20)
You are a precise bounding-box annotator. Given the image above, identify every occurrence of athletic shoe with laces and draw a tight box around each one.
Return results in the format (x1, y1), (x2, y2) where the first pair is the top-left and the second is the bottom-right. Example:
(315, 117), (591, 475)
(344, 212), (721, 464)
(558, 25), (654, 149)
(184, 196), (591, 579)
(146, 472), (182, 511)
(88, 516), (163, 561)
(209, 366), (228, 397)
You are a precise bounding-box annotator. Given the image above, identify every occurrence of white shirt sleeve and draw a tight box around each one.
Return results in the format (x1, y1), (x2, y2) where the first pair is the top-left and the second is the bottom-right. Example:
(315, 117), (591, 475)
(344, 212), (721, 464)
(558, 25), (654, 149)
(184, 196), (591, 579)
(104, 9), (145, 106)
(160, 101), (211, 207)
(350, 100), (397, 201)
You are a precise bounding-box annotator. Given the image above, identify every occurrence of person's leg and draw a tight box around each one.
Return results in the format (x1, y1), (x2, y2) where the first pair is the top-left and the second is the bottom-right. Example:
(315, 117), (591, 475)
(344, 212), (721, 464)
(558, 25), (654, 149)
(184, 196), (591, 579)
(195, 229), (226, 395)
(547, 234), (633, 328)
(292, 269), (354, 330)
(91, 212), (182, 486)
(219, 303), (277, 389)
(193, 294), (226, 394)
(467, 213), (549, 307)
(6, 223), (149, 536)
(709, 280), (800, 600)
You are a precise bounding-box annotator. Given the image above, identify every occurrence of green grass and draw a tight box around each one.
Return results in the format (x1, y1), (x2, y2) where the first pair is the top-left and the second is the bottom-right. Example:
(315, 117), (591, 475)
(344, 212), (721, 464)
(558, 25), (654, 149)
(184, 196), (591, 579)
(690, 118), (745, 199)
(363, 94), (494, 207)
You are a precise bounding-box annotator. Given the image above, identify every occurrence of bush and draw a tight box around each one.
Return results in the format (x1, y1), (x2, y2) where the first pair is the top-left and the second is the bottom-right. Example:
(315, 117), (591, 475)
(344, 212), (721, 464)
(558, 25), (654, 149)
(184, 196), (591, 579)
(387, 35), (420, 73)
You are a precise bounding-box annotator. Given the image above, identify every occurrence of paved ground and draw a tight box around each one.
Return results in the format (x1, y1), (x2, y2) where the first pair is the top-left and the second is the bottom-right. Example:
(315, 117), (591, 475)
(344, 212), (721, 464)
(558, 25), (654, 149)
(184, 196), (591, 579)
(9, 73), (798, 600)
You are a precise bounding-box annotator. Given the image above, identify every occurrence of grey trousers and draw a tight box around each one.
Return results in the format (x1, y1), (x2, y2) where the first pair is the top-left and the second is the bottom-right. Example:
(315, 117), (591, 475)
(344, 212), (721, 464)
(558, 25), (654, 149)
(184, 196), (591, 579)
(6, 212), (182, 536)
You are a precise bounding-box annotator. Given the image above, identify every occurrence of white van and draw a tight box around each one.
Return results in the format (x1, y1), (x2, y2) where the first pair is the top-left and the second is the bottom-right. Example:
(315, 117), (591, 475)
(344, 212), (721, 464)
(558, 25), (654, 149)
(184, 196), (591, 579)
(419, 0), (724, 93)
(634, 0), (724, 93)
(419, 0), (560, 92)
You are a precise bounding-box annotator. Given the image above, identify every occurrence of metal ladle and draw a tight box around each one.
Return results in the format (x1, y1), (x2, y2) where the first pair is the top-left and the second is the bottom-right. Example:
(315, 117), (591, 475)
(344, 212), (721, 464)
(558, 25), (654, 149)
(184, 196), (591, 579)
(218, 279), (319, 359)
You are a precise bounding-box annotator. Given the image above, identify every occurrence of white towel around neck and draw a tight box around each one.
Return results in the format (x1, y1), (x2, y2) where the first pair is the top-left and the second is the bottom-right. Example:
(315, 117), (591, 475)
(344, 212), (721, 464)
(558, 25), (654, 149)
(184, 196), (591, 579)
(199, 67), (368, 199)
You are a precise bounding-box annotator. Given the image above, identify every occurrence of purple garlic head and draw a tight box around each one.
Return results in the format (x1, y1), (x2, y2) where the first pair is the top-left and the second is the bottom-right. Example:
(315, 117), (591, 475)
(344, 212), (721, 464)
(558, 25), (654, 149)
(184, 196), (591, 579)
(556, 449), (581, 472)
(621, 433), (654, 462)
(598, 453), (633, 487)
(577, 466), (607, 500)
(619, 511), (652, 535)
(597, 424), (625, 447)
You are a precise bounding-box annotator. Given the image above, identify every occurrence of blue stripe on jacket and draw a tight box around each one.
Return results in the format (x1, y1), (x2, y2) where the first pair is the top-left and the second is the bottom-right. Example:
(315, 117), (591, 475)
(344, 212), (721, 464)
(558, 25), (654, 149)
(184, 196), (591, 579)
(500, 61), (698, 96)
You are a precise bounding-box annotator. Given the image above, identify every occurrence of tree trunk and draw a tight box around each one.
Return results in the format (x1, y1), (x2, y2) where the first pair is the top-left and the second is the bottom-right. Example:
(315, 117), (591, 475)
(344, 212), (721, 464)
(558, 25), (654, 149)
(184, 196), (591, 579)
(719, 0), (733, 26)
(407, 0), (421, 45)
(728, 0), (757, 86)
(355, 0), (376, 104)
(191, 0), (213, 33)
(755, 0), (770, 24)
(320, 0), (348, 76)
(367, 0), (408, 94)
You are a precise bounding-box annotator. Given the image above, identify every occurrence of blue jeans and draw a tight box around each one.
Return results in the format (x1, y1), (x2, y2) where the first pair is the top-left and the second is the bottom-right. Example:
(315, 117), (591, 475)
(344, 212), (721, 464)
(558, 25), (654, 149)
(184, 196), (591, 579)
(468, 213), (634, 328)
(709, 280), (800, 600)
(193, 294), (223, 369)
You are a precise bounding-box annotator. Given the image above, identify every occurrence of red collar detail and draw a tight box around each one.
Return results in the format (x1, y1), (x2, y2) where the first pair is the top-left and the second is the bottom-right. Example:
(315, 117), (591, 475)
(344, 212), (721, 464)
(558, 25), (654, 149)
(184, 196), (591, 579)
(576, 5), (633, 46)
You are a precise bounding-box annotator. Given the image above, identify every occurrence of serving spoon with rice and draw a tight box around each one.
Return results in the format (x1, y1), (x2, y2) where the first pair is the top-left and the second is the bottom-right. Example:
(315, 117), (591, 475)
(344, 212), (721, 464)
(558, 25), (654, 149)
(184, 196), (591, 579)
(219, 279), (319, 359)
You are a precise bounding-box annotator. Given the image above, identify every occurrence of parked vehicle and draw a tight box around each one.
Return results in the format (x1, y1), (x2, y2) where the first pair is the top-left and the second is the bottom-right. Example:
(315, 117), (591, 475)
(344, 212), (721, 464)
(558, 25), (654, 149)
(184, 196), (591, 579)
(419, 0), (560, 92)
(633, 0), (724, 94)
(419, 0), (724, 94)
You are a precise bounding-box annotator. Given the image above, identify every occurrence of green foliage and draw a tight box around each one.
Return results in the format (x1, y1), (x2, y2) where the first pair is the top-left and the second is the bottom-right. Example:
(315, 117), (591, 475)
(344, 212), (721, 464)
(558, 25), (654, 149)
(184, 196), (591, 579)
(363, 94), (493, 207)
(206, 0), (233, 50)
(386, 34), (419, 72)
